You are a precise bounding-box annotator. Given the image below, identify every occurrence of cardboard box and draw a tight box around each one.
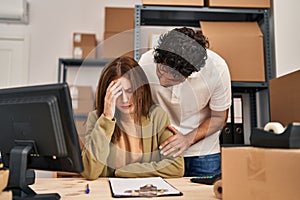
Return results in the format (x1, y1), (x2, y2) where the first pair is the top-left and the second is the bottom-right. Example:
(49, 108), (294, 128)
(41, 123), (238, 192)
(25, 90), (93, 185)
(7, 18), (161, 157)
(101, 31), (134, 58)
(143, 0), (204, 6)
(105, 7), (134, 33)
(200, 21), (265, 82)
(0, 191), (12, 200)
(70, 85), (94, 100)
(73, 33), (97, 59)
(207, 0), (270, 8)
(103, 7), (135, 58)
(269, 70), (300, 126)
(72, 99), (94, 114)
(0, 170), (9, 191)
(222, 147), (300, 200)
(69, 85), (94, 114)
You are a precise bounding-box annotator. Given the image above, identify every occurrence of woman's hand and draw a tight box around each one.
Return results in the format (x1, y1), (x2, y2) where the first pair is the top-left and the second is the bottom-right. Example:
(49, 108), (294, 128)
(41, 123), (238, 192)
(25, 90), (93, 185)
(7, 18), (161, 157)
(103, 80), (122, 120)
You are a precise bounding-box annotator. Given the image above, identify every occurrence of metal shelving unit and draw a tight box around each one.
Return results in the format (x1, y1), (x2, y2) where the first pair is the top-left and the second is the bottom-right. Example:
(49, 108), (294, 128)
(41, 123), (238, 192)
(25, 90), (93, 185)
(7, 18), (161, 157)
(57, 58), (111, 83)
(134, 5), (274, 139)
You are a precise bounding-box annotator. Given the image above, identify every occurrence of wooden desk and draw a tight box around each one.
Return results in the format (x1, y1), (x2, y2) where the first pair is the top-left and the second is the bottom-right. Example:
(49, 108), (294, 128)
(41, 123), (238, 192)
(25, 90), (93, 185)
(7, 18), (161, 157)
(31, 177), (218, 199)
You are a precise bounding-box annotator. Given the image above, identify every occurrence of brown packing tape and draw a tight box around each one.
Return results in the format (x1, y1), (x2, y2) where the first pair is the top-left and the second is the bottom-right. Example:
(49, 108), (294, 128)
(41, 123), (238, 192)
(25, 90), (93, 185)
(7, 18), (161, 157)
(247, 148), (266, 181)
(246, 148), (268, 199)
(213, 180), (222, 199)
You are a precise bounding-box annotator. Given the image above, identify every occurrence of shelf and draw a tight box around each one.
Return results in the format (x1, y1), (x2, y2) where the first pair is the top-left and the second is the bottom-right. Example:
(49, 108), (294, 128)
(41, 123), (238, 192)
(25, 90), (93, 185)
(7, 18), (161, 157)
(134, 5), (274, 82)
(231, 82), (268, 92)
(138, 6), (266, 27)
(58, 58), (111, 83)
(73, 114), (88, 121)
(134, 4), (273, 134)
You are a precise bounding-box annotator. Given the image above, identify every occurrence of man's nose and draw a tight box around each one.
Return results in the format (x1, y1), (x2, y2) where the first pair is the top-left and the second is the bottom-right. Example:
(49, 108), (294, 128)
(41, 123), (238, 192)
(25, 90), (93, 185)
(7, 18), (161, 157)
(159, 77), (170, 87)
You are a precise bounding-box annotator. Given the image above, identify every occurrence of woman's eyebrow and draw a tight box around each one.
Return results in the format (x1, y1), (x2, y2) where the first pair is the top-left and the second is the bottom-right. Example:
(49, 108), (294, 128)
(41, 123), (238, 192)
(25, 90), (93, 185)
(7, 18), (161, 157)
(123, 87), (133, 92)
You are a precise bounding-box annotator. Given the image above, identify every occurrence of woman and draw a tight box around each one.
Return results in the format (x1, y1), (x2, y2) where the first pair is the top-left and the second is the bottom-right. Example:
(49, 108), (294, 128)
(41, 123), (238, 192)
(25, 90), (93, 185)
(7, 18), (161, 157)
(81, 56), (184, 180)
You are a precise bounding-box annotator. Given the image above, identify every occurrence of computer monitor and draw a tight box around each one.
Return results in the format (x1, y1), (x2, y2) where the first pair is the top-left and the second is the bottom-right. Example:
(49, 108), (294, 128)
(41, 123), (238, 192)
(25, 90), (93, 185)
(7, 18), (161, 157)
(0, 83), (84, 199)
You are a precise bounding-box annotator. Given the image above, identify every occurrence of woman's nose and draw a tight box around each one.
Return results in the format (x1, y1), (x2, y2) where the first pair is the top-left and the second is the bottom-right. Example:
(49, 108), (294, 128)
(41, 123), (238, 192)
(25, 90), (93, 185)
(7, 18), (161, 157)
(121, 88), (128, 103)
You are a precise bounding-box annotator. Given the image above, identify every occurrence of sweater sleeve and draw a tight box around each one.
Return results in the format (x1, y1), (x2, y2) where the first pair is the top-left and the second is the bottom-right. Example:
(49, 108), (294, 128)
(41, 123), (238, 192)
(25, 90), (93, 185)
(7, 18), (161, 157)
(115, 107), (184, 178)
(81, 111), (115, 180)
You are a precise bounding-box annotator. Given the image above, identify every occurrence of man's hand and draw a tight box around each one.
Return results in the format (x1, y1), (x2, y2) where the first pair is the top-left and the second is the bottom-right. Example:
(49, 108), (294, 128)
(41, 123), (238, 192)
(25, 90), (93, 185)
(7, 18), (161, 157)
(159, 109), (228, 157)
(159, 125), (195, 157)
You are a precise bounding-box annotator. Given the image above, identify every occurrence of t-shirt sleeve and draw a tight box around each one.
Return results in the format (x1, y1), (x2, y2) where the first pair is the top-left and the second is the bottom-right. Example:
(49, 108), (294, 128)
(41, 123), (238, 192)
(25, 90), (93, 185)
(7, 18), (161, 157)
(209, 63), (232, 111)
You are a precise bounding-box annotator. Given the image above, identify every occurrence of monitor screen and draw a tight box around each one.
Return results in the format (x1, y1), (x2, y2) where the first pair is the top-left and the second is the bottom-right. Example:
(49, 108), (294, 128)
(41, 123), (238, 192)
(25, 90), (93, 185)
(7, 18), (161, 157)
(0, 83), (83, 199)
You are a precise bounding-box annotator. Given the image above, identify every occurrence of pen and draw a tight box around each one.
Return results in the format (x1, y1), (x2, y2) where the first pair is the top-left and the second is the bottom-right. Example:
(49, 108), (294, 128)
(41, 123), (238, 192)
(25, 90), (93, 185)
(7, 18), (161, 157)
(85, 184), (90, 194)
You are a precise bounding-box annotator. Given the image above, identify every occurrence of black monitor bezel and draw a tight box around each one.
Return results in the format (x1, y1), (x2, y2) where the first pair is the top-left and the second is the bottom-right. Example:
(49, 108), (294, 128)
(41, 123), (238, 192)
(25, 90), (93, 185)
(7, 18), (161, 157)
(0, 82), (83, 173)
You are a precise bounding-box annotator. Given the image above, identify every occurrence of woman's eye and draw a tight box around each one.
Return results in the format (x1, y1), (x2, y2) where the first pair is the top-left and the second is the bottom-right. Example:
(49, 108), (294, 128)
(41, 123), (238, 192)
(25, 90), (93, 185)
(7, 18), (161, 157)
(126, 89), (133, 93)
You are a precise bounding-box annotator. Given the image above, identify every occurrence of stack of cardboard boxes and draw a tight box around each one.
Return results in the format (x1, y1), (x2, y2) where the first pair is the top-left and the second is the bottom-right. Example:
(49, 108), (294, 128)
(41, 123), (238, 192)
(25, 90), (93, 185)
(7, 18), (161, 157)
(70, 85), (94, 148)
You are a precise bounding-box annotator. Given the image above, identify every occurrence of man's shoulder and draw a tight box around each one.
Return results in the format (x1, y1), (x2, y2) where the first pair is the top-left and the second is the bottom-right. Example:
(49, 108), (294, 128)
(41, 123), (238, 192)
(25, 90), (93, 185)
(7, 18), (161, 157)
(142, 49), (154, 56)
(207, 49), (224, 61)
(139, 49), (154, 64)
(205, 49), (229, 71)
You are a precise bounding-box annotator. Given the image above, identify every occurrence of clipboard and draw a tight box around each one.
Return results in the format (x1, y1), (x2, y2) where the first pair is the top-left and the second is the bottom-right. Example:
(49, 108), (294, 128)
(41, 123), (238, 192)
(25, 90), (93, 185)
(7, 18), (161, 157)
(109, 177), (183, 198)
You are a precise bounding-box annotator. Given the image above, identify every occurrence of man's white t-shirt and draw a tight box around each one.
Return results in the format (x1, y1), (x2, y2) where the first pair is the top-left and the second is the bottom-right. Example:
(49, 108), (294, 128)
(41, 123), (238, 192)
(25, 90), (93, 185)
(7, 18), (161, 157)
(139, 49), (231, 157)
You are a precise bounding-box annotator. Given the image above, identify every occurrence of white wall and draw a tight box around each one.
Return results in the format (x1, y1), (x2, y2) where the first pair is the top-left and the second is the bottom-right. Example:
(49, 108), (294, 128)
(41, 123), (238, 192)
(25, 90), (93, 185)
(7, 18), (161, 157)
(273, 0), (300, 77)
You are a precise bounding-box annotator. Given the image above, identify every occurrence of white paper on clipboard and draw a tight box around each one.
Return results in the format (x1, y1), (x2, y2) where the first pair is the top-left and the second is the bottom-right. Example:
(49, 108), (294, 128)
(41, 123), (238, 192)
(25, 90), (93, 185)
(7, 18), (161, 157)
(109, 177), (182, 197)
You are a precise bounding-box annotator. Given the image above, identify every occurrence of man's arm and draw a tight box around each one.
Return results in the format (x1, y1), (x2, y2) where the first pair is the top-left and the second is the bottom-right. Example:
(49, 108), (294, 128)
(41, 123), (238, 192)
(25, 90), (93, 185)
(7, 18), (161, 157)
(159, 109), (228, 157)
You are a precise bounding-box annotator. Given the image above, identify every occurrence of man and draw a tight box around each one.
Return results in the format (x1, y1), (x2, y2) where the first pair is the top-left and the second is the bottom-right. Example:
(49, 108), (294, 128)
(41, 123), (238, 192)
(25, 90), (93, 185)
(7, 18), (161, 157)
(139, 27), (231, 176)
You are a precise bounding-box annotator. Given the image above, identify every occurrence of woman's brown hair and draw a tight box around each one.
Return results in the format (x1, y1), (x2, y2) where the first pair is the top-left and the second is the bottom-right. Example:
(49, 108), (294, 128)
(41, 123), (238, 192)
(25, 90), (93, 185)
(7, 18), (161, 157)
(96, 56), (154, 141)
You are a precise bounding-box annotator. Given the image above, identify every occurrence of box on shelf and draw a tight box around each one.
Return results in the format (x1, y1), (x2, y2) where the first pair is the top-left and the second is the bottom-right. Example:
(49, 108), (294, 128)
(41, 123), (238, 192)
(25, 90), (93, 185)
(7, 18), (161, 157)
(105, 7), (134, 33)
(269, 70), (300, 126)
(0, 170), (12, 200)
(0, 170), (9, 191)
(222, 147), (300, 200)
(206, 0), (270, 8)
(101, 31), (134, 59)
(73, 33), (97, 59)
(102, 7), (134, 58)
(143, 0), (204, 6)
(69, 85), (94, 115)
(200, 21), (265, 82)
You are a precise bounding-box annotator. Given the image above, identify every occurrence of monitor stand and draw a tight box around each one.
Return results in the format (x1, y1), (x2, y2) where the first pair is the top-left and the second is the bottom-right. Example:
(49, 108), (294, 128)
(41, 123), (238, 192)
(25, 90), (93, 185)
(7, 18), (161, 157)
(5, 145), (60, 200)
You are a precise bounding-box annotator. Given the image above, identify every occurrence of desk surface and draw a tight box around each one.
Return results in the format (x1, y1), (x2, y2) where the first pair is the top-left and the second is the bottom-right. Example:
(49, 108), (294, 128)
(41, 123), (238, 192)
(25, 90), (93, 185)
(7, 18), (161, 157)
(31, 177), (218, 200)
